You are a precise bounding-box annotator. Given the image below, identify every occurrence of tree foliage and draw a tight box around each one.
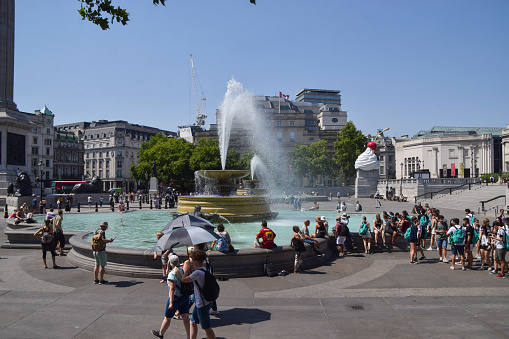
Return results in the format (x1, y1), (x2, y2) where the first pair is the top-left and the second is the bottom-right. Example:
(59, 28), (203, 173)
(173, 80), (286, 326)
(333, 121), (368, 180)
(78, 0), (256, 30)
(289, 140), (335, 180)
(130, 134), (195, 186)
(189, 138), (221, 171)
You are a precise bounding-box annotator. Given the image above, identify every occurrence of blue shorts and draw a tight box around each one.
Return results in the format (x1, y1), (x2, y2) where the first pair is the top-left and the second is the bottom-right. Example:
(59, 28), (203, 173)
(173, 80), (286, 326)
(303, 239), (314, 244)
(436, 239), (448, 248)
(451, 244), (464, 256)
(164, 294), (190, 318)
(191, 301), (213, 330)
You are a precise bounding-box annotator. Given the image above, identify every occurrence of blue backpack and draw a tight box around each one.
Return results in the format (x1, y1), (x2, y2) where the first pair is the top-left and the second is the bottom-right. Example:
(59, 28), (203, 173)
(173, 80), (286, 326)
(451, 226), (464, 244)
(215, 233), (229, 251)
(359, 223), (368, 235)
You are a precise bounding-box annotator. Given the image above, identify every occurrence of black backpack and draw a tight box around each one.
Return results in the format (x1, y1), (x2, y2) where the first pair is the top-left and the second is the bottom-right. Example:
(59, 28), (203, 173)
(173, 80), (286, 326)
(264, 262), (278, 277)
(195, 268), (220, 302)
(339, 223), (349, 237)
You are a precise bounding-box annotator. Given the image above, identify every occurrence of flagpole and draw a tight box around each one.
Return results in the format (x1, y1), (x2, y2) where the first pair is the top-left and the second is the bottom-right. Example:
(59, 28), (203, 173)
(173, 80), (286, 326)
(279, 93), (281, 114)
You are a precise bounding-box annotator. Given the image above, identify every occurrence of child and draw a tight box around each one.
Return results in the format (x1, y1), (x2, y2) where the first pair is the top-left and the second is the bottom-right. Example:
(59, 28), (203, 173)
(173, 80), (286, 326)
(153, 232), (170, 283)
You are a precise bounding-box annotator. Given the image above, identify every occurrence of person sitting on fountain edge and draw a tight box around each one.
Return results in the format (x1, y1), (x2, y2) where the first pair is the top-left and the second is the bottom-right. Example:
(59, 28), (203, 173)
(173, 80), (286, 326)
(254, 221), (277, 248)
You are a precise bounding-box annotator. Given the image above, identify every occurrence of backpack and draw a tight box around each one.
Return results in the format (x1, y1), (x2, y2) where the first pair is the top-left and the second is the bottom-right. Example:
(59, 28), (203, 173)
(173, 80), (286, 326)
(421, 226), (428, 239)
(215, 233), (229, 251)
(41, 231), (53, 244)
(359, 223), (368, 235)
(471, 229), (479, 245)
(264, 262), (278, 277)
(404, 227), (412, 240)
(292, 237), (306, 252)
(339, 223), (349, 237)
(419, 215), (429, 228)
(195, 268), (220, 302)
(91, 231), (105, 251)
(173, 268), (194, 297)
(503, 226), (509, 250)
(452, 226), (464, 244)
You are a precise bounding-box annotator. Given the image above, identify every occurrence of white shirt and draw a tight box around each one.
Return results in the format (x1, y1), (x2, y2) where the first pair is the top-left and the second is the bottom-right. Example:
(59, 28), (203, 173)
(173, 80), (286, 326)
(495, 226), (507, 250)
(447, 225), (466, 244)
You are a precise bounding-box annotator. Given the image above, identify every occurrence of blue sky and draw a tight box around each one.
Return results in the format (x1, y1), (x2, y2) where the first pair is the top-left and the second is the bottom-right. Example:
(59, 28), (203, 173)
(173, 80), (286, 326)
(13, 0), (509, 138)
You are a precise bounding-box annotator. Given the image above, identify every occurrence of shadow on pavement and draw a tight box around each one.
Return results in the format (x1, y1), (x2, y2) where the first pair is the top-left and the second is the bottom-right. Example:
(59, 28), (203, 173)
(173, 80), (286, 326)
(109, 280), (144, 288)
(211, 308), (271, 328)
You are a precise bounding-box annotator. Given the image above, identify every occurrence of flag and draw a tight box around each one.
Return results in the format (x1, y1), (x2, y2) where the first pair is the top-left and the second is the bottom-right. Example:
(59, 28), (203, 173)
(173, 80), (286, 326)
(279, 91), (290, 99)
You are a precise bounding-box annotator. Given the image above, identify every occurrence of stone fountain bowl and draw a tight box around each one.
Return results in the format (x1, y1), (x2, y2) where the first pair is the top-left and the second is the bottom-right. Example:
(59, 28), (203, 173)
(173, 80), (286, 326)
(196, 170), (250, 184)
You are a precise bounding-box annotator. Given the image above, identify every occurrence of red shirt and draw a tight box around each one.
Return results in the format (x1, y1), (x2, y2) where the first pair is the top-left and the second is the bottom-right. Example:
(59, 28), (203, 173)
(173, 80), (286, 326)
(256, 227), (276, 248)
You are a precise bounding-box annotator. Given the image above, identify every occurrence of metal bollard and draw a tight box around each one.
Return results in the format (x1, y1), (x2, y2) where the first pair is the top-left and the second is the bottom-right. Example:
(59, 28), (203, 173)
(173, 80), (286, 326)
(126, 200), (129, 211)
(4, 204), (8, 218)
(111, 204), (114, 212)
(165, 200), (168, 209)
(150, 200), (153, 209)
(49, 203), (53, 209)
(77, 202), (81, 212)
(139, 200), (142, 209)
(95, 202), (98, 212)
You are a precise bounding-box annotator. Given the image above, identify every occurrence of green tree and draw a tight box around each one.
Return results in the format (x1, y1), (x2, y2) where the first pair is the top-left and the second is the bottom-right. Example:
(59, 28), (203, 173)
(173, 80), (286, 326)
(78, 0), (256, 30)
(130, 134), (194, 186)
(289, 140), (335, 181)
(189, 138), (221, 171)
(333, 121), (368, 180)
(225, 150), (253, 170)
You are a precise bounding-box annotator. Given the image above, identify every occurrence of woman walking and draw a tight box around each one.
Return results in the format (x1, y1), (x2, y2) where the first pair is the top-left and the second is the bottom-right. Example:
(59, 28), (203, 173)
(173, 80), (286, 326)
(33, 219), (59, 269)
(152, 255), (191, 339)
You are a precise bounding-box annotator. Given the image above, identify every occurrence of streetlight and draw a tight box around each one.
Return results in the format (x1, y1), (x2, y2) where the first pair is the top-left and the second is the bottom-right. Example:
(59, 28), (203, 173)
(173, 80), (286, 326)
(38, 159), (44, 214)
(400, 162), (404, 196)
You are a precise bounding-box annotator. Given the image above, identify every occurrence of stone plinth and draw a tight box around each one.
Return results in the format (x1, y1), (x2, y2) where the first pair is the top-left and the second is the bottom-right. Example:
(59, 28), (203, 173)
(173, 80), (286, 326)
(149, 177), (158, 196)
(355, 169), (379, 198)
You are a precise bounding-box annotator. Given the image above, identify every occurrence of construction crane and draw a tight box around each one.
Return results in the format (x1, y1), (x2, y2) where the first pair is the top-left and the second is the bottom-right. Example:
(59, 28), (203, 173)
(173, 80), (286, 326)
(189, 54), (207, 126)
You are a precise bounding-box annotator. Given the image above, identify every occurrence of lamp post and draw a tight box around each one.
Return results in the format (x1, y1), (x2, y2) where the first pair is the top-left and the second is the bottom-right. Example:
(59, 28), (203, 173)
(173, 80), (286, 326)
(400, 162), (404, 196)
(38, 159), (44, 214)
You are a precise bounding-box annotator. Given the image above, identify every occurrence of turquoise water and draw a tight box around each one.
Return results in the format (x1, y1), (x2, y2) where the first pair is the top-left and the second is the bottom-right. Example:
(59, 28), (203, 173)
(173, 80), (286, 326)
(35, 210), (376, 250)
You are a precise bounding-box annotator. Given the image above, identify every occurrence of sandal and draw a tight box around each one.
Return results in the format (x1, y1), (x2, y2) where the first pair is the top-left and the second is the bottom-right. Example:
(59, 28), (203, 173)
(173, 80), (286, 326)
(173, 315), (181, 320)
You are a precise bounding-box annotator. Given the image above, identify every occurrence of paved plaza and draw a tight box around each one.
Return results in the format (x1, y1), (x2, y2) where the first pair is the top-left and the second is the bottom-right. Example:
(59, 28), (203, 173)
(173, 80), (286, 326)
(1, 193), (508, 338)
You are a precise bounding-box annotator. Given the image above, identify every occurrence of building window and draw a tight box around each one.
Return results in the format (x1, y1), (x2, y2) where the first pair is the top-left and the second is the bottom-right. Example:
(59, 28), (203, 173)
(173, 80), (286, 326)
(44, 139), (52, 146)
(380, 165), (384, 174)
(331, 118), (339, 123)
(276, 121), (282, 127)
(290, 131), (295, 142)
(309, 137), (314, 141)
(32, 147), (39, 155)
(86, 153), (89, 159)
(379, 155), (384, 161)
(46, 128), (51, 135)
(46, 160), (50, 167)
(116, 151), (122, 157)
(289, 121), (295, 126)
(32, 158), (38, 167)
(32, 127), (38, 133)
(33, 137), (38, 144)
(46, 148), (50, 156)
(116, 169), (123, 178)
(92, 152), (96, 158)
(277, 131), (282, 143)
(117, 160), (122, 168)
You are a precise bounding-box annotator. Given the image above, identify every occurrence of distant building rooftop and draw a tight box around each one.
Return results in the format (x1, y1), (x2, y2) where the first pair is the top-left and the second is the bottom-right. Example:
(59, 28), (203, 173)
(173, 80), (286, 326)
(413, 126), (503, 139)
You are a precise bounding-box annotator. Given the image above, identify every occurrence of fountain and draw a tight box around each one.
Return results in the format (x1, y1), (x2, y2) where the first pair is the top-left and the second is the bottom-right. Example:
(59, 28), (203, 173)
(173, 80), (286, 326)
(176, 79), (279, 222)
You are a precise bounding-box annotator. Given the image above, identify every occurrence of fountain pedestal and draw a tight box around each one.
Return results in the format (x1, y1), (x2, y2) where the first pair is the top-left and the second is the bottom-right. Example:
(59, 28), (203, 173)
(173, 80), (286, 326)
(355, 169), (379, 198)
(149, 177), (158, 196)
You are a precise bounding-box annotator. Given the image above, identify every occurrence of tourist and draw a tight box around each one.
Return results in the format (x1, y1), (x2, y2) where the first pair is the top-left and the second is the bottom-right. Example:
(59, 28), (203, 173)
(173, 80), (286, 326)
(310, 201), (319, 211)
(211, 223), (232, 252)
(99, 196), (104, 208)
(41, 197), (47, 213)
(335, 215), (349, 257)
(399, 212), (411, 234)
(383, 215), (398, 246)
(473, 218), (481, 258)
(13, 208), (24, 225)
(151, 255), (191, 339)
(497, 209), (505, 223)
(418, 213), (429, 250)
(93, 221), (115, 284)
(181, 250), (216, 339)
(52, 210), (66, 256)
(434, 215), (449, 263)
(340, 201), (347, 212)
(373, 213), (386, 248)
(359, 216), (372, 254)
(463, 217), (475, 270)
(25, 209), (37, 223)
(413, 216), (426, 261)
(300, 219), (322, 256)
(118, 201), (125, 212)
(313, 216), (327, 238)
(33, 219), (59, 269)
(88, 195), (92, 208)
(428, 211), (439, 251)
(408, 217), (420, 264)
(254, 221), (276, 248)
(355, 201), (362, 212)
(447, 218), (466, 270)
(478, 225), (492, 270)
(291, 225), (306, 273)
(154, 231), (170, 283)
(491, 219), (508, 278)
(45, 207), (56, 221)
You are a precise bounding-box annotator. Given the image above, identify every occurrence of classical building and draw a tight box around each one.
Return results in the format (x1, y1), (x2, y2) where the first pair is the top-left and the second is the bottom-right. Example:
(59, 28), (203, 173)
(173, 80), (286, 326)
(195, 89), (348, 186)
(53, 130), (84, 180)
(502, 124), (509, 174)
(395, 126), (503, 179)
(57, 120), (175, 192)
(368, 129), (396, 180)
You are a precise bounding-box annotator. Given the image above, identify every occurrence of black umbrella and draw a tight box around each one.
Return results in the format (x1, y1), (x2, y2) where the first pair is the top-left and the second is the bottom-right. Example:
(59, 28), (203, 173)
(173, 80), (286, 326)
(152, 226), (220, 251)
(162, 214), (215, 233)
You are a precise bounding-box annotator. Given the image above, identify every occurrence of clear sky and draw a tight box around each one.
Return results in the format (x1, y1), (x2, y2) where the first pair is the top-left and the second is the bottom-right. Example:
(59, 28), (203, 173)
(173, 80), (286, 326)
(13, 0), (509, 138)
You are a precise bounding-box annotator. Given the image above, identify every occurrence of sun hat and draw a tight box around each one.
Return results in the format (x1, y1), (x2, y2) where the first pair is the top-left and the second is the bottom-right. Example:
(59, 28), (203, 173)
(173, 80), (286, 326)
(320, 216), (326, 221)
(341, 213), (349, 218)
(100, 221), (109, 227)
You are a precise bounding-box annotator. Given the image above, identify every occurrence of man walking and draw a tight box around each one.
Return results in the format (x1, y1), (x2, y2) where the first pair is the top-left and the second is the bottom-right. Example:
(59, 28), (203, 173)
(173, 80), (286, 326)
(491, 220), (508, 278)
(93, 221), (114, 284)
(52, 210), (65, 256)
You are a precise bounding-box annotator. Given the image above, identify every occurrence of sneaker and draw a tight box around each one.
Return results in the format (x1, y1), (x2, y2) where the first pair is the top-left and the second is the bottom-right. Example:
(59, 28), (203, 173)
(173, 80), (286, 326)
(315, 251), (323, 257)
(410, 261), (416, 264)
(450, 266), (455, 270)
(489, 270), (497, 274)
(475, 255), (481, 259)
(427, 247), (433, 251)
(151, 330), (164, 339)
(209, 310), (219, 315)
(477, 267), (485, 271)
(464, 267), (471, 271)
(93, 280), (99, 284)
(443, 259), (449, 263)
(419, 256), (426, 260)
(364, 251), (368, 254)
(496, 274), (506, 278)
(438, 257), (443, 262)
(98, 280), (108, 285)
(462, 267), (467, 271)
(338, 253), (344, 257)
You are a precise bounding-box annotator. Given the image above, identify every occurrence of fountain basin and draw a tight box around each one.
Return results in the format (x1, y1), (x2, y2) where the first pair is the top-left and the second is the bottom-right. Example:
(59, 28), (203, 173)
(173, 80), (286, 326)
(67, 231), (332, 278)
(177, 195), (277, 223)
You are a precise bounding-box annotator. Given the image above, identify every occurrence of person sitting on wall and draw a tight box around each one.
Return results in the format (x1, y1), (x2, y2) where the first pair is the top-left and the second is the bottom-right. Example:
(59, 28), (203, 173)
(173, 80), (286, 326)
(254, 221), (277, 248)
(310, 201), (319, 211)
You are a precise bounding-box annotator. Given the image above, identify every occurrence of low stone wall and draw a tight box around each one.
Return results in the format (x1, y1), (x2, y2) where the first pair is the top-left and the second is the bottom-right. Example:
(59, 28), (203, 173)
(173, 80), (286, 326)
(67, 233), (334, 278)
(2, 225), (77, 249)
